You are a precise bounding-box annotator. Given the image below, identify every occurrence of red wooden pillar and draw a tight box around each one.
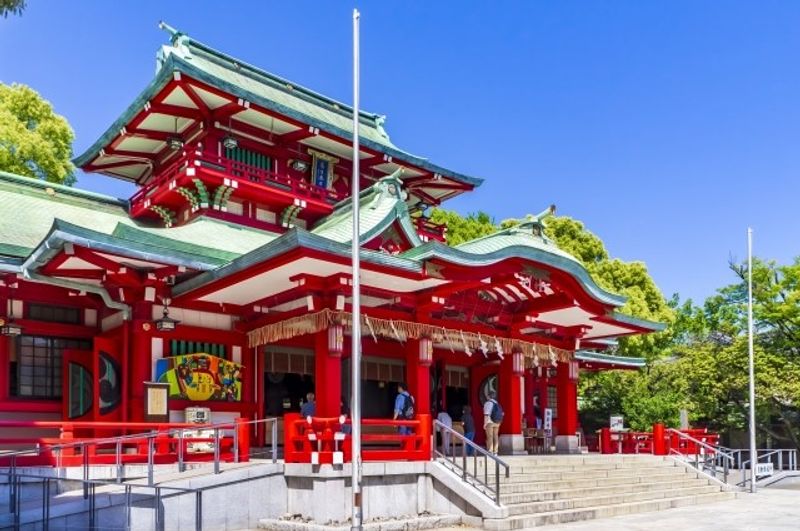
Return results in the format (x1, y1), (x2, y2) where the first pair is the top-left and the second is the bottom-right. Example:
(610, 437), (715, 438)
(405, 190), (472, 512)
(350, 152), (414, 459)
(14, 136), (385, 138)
(523, 369), (535, 428)
(128, 299), (154, 422)
(406, 339), (431, 416)
(498, 355), (522, 436)
(0, 336), (9, 402)
(652, 422), (666, 455)
(556, 361), (578, 436)
(256, 347), (266, 447)
(0, 295), (8, 401)
(314, 329), (341, 417)
(129, 324), (152, 422)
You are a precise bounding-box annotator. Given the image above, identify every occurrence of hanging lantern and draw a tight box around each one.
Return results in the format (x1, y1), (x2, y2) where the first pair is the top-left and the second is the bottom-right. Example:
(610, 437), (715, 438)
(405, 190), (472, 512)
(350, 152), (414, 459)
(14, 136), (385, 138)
(328, 323), (344, 357)
(154, 299), (180, 332)
(512, 349), (524, 376)
(419, 336), (433, 366)
(0, 317), (22, 337)
(2, 285), (23, 336)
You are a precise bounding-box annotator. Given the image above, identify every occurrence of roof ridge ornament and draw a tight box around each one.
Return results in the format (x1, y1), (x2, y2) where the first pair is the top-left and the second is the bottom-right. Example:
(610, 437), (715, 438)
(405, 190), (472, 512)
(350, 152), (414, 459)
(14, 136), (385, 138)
(515, 204), (556, 238)
(157, 21), (192, 62)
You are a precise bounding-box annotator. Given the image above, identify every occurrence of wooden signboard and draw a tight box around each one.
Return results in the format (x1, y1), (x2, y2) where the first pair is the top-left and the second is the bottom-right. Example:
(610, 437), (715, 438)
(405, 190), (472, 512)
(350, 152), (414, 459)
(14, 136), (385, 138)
(144, 382), (170, 423)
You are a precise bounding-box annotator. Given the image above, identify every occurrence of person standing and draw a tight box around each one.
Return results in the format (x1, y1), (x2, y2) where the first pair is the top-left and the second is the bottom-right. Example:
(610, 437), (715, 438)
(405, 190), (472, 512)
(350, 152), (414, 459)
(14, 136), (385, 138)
(462, 405), (475, 456)
(483, 392), (503, 454)
(393, 382), (414, 435)
(436, 408), (453, 455)
(300, 392), (316, 418)
(533, 394), (543, 430)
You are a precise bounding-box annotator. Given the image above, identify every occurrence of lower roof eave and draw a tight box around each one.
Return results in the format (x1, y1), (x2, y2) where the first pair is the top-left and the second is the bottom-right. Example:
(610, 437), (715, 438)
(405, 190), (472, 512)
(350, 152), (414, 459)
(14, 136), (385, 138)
(171, 227), (424, 299)
(575, 350), (646, 369)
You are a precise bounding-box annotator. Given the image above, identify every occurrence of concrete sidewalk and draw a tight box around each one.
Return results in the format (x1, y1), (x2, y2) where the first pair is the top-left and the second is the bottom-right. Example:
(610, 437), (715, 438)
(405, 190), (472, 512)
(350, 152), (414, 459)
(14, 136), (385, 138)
(523, 489), (798, 530)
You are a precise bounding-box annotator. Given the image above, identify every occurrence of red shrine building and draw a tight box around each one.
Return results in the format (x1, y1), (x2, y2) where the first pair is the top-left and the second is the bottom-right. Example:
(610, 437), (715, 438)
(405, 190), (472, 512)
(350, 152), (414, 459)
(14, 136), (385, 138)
(0, 26), (661, 454)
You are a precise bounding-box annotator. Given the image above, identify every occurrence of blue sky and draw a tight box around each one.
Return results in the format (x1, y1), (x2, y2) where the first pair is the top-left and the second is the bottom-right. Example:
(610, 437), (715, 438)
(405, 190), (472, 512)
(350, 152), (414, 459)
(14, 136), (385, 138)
(2, 1), (798, 303)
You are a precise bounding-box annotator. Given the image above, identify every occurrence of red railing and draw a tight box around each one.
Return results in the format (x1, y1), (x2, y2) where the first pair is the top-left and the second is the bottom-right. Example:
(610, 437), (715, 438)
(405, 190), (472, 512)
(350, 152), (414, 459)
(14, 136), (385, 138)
(130, 151), (342, 212)
(0, 419), (249, 468)
(598, 424), (719, 456)
(283, 413), (432, 464)
(413, 218), (447, 242)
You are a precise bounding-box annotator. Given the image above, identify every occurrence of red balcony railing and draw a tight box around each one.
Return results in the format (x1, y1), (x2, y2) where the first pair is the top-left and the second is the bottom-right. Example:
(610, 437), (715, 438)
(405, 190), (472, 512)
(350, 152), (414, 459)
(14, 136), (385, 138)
(130, 151), (343, 213)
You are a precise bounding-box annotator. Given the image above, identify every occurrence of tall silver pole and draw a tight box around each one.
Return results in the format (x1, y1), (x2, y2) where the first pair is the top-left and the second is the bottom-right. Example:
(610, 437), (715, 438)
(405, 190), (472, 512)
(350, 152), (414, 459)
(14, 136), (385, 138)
(350, 8), (363, 531)
(747, 227), (757, 493)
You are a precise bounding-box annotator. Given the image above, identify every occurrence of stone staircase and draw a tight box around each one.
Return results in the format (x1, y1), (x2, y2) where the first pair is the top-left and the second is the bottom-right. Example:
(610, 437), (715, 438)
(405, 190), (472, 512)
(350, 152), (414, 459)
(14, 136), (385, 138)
(472, 454), (735, 529)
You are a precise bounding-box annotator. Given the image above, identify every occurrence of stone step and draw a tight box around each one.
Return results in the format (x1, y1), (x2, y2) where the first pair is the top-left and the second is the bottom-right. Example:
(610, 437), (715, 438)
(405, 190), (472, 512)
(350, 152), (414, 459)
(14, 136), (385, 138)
(499, 477), (708, 504)
(498, 466), (687, 483)
(505, 484), (722, 515)
(475, 454), (665, 466)
(497, 470), (700, 494)
(502, 461), (677, 473)
(482, 491), (736, 530)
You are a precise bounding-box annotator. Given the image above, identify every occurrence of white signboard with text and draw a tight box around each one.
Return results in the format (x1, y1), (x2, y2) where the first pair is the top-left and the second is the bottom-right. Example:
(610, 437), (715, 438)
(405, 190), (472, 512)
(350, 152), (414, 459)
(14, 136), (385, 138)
(544, 408), (553, 431)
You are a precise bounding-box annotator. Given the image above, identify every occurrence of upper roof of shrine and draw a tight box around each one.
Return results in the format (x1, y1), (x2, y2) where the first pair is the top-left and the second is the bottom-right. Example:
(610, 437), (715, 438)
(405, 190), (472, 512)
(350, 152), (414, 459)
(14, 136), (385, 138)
(73, 23), (482, 204)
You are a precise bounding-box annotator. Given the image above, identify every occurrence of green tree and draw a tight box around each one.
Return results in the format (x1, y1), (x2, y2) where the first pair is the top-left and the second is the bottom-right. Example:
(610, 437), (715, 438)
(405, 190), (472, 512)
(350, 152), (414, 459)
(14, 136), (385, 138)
(0, 83), (75, 184)
(674, 258), (800, 449)
(0, 0), (25, 18)
(429, 209), (497, 246)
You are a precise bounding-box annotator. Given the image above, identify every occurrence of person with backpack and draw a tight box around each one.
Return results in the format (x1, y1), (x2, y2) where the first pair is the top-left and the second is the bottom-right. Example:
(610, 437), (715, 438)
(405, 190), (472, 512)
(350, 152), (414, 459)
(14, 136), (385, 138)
(483, 391), (504, 454)
(393, 382), (415, 435)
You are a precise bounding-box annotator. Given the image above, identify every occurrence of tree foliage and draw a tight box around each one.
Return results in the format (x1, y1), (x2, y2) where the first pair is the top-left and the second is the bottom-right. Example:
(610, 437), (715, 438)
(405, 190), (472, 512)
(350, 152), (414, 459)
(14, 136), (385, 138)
(0, 83), (75, 184)
(428, 209), (497, 246)
(0, 0), (25, 18)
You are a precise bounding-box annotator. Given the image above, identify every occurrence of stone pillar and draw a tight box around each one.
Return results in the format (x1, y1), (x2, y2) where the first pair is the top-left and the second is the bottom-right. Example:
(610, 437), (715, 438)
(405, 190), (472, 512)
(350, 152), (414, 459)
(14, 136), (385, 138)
(405, 339), (431, 416)
(314, 329), (342, 418)
(498, 353), (525, 455)
(555, 360), (579, 453)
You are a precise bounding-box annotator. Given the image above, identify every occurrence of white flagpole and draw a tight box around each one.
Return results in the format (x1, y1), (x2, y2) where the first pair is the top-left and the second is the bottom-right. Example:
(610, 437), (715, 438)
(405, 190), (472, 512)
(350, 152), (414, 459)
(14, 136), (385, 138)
(350, 8), (363, 531)
(747, 227), (757, 493)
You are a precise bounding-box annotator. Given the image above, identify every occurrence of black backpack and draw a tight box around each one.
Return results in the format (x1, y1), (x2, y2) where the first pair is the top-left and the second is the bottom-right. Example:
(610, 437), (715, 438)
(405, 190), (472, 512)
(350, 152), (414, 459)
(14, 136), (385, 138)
(490, 399), (504, 423)
(401, 392), (415, 419)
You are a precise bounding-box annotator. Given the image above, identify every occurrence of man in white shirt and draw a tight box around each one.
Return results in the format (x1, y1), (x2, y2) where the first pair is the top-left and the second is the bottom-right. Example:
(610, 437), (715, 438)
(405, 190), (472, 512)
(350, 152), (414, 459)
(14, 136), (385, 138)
(483, 392), (502, 454)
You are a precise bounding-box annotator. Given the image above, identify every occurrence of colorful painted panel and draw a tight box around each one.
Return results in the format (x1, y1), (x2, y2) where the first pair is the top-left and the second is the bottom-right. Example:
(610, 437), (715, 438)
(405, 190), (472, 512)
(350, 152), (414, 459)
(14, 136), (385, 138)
(155, 353), (243, 402)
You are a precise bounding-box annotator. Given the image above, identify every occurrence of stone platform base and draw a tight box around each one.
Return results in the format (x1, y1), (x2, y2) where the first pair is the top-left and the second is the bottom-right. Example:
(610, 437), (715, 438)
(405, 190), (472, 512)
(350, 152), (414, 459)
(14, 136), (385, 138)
(499, 434), (526, 455)
(554, 435), (580, 454)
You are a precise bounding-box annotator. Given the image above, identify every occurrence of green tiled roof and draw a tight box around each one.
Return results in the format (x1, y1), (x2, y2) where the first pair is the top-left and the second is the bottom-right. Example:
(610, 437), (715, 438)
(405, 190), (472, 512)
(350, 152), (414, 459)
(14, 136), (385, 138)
(0, 171), (278, 262)
(181, 40), (396, 151)
(454, 224), (580, 264)
(311, 172), (422, 247)
(73, 30), (483, 188)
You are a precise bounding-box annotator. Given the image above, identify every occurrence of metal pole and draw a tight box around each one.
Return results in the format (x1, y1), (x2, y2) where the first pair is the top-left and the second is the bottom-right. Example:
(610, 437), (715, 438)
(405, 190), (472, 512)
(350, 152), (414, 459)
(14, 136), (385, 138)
(350, 8), (363, 531)
(747, 227), (758, 493)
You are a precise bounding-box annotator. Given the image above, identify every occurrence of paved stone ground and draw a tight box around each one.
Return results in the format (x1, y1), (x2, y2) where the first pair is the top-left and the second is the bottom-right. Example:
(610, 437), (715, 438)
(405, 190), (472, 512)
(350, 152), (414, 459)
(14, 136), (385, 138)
(437, 488), (800, 531)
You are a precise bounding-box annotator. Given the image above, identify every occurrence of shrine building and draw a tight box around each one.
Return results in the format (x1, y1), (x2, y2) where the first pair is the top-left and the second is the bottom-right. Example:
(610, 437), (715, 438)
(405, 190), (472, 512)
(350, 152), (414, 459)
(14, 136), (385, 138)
(0, 26), (662, 454)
